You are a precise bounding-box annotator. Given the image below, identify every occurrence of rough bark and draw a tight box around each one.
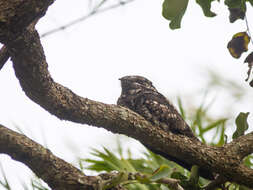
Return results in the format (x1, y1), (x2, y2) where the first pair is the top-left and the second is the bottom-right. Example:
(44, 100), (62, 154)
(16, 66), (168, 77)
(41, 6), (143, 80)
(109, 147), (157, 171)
(0, 0), (253, 189)
(0, 124), (98, 190)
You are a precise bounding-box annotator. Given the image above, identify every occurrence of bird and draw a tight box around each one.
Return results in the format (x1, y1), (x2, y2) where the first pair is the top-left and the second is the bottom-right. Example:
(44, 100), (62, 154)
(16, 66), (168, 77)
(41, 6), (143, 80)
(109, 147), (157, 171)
(117, 75), (213, 179)
(117, 75), (197, 138)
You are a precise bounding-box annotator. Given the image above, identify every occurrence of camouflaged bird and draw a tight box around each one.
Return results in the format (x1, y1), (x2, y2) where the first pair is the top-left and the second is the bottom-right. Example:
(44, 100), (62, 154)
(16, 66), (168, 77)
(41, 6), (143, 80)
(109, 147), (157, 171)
(117, 75), (213, 179)
(117, 75), (197, 139)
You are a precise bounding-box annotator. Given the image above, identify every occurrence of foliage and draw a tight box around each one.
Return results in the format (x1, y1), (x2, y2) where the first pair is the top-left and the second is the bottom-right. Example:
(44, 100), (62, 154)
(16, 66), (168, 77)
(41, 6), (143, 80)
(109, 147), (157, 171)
(162, 0), (253, 29)
(233, 112), (250, 139)
(162, 0), (253, 86)
(76, 101), (252, 189)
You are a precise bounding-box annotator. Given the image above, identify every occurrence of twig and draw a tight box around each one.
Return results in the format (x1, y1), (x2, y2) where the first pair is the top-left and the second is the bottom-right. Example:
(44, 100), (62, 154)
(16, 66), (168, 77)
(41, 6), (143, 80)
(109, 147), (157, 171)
(245, 15), (253, 46)
(129, 172), (184, 190)
(0, 0), (135, 69)
(0, 46), (9, 71)
(40, 0), (135, 38)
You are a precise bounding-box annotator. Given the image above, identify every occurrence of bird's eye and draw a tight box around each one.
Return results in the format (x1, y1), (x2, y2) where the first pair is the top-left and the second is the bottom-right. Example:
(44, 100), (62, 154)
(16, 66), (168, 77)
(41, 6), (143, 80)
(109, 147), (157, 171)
(136, 80), (147, 85)
(137, 80), (152, 88)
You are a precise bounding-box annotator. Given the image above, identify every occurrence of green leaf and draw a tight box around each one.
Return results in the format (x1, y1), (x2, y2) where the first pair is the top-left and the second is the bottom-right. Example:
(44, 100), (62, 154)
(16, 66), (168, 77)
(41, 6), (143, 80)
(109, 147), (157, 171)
(232, 112), (250, 139)
(177, 97), (186, 120)
(149, 165), (170, 181)
(103, 147), (124, 169)
(243, 155), (253, 168)
(216, 121), (226, 146)
(196, 0), (217, 17)
(162, 0), (189, 29)
(120, 158), (137, 172)
(188, 165), (199, 185)
(0, 164), (11, 190)
(202, 118), (227, 133)
(84, 159), (115, 172)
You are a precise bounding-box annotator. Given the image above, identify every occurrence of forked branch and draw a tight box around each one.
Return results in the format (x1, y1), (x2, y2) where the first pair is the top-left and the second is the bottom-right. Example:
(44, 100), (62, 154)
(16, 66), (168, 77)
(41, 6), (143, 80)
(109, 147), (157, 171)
(0, 0), (253, 188)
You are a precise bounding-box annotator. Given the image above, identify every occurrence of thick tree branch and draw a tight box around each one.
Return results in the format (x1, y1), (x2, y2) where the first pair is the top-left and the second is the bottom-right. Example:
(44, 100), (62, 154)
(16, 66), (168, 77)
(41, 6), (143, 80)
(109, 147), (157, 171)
(224, 131), (253, 160)
(0, 0), (54, 42)
(3, 28), (253, 187)
(1, 0), (253, 188)
(0, 124), (98, 190)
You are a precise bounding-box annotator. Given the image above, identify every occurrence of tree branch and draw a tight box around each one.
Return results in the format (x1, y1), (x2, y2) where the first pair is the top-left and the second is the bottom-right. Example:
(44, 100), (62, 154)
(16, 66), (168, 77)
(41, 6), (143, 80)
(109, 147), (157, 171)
(41, 0), (135, 38)
(0, 0), (136, 73)
(3, 27), (253, 187)
(0, 0), (54, 43)
(0, 124), (98, 190)
(224, 131), (253, 160)
(1, 0), (253, 188)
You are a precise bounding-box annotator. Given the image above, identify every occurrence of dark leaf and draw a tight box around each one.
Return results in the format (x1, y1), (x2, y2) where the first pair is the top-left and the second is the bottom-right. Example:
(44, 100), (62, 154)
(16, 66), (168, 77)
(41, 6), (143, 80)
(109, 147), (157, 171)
(244, 52), (253, 81)
(232, 112), (249, 139)
(225, 0), (246, 10)
(228, 8), (245, 23)
(244, 52), (253, 64)
(227, 32), (250, 58)
(250, 79), (253, 87)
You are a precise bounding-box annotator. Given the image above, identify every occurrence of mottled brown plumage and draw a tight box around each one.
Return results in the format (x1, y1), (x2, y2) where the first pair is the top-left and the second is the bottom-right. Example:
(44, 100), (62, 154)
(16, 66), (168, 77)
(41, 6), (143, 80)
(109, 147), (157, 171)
(117, 75), (196, 138)
(117, 75), (213, 179)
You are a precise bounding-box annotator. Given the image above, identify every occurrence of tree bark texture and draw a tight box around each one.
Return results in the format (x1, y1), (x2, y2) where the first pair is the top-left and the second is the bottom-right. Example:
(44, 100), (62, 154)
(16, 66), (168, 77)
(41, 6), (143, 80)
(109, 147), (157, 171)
(0, 0), (253, 189)
(0, 124), (98, 190)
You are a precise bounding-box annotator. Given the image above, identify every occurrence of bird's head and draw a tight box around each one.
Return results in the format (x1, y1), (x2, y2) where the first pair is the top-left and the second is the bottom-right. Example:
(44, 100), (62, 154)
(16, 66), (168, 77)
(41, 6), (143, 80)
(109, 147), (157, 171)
(119, 75), (157, 93)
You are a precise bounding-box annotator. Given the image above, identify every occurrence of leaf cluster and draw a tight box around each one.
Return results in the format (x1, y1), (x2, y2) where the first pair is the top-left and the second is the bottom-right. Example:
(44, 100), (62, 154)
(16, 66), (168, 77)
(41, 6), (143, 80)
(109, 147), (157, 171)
(162, 0), (253, 86)
(162, 0), (253, 29)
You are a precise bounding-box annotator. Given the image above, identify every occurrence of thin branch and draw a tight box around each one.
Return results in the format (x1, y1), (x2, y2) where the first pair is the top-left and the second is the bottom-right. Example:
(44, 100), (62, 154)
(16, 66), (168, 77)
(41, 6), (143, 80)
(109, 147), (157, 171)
(0, 124), (98, 190)
(106, 172), (185, 190)
(245, 15), (253, 46)
(41, 0), (135, 38)
(0, 0), (135, 70)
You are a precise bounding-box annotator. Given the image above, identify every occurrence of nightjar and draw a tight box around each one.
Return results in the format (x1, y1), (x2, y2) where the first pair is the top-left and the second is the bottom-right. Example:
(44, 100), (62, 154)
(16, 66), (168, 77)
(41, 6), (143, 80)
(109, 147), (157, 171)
(117, 75), (197, 139)
(117, 75), (213, 179)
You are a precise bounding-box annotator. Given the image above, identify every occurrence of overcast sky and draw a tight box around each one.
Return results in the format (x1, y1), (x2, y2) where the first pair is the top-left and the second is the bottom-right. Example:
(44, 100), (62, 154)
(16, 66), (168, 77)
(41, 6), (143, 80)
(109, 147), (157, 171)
(0, 0), (253, 188)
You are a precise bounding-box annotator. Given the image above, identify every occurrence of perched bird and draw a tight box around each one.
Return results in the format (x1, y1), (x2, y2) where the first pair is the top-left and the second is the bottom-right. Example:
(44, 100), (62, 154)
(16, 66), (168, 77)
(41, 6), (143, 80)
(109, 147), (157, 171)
(117, 75), (213, 179)
(117, 75), (197, 138)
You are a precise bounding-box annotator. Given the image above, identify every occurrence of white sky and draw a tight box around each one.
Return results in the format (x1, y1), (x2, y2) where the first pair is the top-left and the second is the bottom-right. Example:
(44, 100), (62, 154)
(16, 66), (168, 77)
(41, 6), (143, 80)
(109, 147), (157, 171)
(0, 0), (253, 189)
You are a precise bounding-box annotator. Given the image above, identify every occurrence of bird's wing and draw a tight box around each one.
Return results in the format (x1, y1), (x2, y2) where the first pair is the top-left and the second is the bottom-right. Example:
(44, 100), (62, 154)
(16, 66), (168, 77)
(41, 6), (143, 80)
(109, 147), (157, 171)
(134, 91), (196, 138)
